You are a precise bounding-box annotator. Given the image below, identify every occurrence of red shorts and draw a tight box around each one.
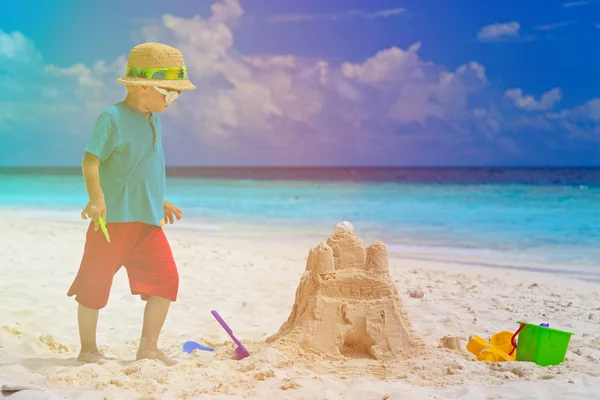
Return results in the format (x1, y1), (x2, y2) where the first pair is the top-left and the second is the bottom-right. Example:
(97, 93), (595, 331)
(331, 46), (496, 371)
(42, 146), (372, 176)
(67, 222), (179, 310)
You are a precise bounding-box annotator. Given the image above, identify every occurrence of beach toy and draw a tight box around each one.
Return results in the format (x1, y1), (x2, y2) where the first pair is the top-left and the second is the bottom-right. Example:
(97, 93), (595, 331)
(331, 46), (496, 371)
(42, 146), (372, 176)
(467, 331), (516, 362)
(511, 321), (573, 366)
(98, 216), (110, 243)
(182, 340), (214, 354)
(489, 330), (516, 356)
(211, 310), (250, 360)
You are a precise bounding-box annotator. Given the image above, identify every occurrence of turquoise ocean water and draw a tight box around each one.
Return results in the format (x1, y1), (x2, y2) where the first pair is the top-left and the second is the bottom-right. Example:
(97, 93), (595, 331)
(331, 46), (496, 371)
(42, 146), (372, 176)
(1, 167), (599, 281)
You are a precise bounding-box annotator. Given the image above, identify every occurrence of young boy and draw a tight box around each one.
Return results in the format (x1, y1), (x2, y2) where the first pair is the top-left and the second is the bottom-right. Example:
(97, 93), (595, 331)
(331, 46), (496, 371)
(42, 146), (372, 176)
(67, 42), (196, 366)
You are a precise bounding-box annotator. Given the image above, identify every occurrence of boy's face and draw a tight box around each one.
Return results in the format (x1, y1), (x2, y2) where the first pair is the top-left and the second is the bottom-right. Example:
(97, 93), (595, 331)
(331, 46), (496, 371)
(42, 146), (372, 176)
(136, 86), (181, 113)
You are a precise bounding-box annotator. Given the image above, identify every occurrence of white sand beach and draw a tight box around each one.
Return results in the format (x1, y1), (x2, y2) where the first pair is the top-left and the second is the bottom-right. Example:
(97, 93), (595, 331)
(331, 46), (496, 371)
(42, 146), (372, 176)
(1, 212), (600, 399)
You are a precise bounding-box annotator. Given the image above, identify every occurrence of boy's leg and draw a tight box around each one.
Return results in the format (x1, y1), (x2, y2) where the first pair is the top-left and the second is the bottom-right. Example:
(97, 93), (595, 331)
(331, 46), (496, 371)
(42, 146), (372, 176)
(124, 225), (179, 365)
(77, 305), (101, 362)
(68, 222), (133, 362)
(137, 296), (176, 365)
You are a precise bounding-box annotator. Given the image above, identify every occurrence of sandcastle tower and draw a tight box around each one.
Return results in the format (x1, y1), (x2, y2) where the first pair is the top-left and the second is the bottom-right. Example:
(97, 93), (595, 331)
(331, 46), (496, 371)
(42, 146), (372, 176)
(267, 221), (420, 360)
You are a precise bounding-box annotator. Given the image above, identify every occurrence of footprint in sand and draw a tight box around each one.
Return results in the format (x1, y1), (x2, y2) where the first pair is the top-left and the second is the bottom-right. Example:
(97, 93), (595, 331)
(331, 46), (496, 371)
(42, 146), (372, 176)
(2, 325), (23, 336)
(39, 334), (69, 353)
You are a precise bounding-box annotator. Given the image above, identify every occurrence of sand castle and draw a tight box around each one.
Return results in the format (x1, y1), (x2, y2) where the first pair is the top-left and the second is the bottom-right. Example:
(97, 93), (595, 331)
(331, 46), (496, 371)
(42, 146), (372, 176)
(267, 221), (420, 360)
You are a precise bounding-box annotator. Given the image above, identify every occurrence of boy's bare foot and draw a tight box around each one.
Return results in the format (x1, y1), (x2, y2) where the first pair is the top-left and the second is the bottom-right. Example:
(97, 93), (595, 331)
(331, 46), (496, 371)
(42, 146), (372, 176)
(77, 351), (106, 363)
(136, 347), (178, 366)
(136, 296), (177, 366)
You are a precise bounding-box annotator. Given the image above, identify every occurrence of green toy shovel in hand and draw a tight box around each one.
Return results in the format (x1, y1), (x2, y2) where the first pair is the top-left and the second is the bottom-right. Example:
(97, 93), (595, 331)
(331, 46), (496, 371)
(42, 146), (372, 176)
(98, 216), (110, 243)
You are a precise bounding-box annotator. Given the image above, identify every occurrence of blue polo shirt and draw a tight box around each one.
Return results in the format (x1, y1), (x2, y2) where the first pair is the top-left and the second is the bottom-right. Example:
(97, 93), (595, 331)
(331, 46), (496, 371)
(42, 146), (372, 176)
(84, 102), (165, 226)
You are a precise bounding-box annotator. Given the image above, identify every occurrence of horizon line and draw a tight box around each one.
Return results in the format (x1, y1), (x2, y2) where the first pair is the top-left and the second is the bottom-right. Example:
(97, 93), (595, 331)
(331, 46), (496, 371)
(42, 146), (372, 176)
(2, 165), (600, 169)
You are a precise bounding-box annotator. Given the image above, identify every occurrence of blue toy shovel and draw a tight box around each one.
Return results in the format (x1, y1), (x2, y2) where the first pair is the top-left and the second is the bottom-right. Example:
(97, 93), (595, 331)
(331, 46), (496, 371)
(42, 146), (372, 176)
(182, 340), (214, 354)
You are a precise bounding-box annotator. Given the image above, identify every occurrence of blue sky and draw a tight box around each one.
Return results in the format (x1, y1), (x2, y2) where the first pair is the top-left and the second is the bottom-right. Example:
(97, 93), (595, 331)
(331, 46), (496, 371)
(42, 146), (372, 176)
(0, 0), (599, 166)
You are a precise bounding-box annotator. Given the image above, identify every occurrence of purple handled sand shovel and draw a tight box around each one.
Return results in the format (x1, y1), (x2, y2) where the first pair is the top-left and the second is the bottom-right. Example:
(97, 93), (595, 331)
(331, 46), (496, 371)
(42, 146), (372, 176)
(211, 310), (250, 360)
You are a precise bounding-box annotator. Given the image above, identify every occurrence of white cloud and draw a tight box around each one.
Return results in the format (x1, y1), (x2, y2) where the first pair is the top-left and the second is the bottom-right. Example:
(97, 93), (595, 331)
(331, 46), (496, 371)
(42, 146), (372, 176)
(472, 106), (512, 138)
(569, 98), (600, 121)
(365, 8), (407, 19)
(477, 21), (520, 42)
(0, 29), (44, 95)
(513, 114), (554, 131)
(550, 98), (600, 138)
(40, 57), (128, 129)
(553, 98), (600, 122)
(563, 1), (589, 7)
(115, 9), (487, 146)
(328, 43), (487, 125)
(535, 21), (576, 31)
(270, 7), (406, 23)
(504, 87), (562, 111)
(0, 2), (491, 163)
(2, 0), (600, 165)
(209, 0), (244, 25)
(0, 30), (41, 62)
(341, 43), (424, 84)
(269, 14), (322, 23)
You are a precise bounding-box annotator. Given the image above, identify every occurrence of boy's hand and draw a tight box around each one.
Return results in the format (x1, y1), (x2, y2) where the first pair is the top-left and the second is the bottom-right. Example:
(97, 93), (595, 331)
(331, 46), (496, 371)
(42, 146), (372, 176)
(164, 200), (182, 225)
(81, 198), (107, 231)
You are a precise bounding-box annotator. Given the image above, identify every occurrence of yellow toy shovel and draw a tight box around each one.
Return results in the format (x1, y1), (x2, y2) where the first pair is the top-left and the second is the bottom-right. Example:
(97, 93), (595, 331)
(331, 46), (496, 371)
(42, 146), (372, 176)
(98, 216), (110, 243)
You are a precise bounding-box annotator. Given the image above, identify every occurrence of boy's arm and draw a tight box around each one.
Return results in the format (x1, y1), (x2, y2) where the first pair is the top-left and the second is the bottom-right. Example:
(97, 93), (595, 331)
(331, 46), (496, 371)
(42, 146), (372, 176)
(163, 199), (183, 225)
(80, 110), (117, 228)
(82, 152), (104, 202)
(81, 152), (106, 229)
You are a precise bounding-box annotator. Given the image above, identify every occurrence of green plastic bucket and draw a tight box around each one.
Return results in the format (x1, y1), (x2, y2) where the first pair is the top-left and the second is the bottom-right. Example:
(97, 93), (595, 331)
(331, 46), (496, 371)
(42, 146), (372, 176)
(515, 321), (574, 366)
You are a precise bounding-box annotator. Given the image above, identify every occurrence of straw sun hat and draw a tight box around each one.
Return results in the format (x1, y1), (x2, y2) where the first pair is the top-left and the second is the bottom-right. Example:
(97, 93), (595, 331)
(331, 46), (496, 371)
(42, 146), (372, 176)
(117, 42), (196, 91)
